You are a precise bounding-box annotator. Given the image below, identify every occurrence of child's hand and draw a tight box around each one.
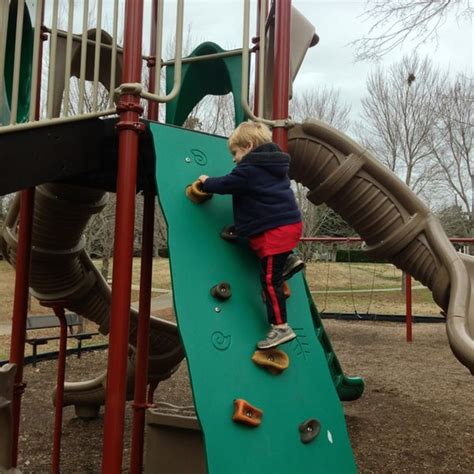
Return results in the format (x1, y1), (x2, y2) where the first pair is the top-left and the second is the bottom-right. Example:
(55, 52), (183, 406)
(198, 175), (209, 183)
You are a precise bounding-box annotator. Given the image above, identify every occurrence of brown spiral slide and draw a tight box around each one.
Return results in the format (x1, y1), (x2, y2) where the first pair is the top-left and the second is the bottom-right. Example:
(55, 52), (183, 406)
(288, 120), (474, 374)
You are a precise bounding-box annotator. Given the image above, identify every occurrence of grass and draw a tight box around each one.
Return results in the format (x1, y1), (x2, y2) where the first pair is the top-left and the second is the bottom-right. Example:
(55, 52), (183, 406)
(0, 258), (441, 321)
(0, 258), (441, 359)
(306, 262), (404, 291)
(306, 261), (440, 316)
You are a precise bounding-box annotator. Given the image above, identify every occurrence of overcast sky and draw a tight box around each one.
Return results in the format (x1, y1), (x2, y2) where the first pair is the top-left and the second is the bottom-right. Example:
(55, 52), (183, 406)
(295, 1), (473, 119)
(149, 0), (473, 122)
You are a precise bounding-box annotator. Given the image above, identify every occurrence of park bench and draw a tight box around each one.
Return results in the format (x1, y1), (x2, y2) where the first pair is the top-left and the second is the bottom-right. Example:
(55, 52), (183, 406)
(26, 313), (99, 367)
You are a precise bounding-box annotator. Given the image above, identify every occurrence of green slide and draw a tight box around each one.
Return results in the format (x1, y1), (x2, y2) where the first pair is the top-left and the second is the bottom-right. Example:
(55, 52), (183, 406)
(2, 0), (34, 124)
(152, 121), (359, 473)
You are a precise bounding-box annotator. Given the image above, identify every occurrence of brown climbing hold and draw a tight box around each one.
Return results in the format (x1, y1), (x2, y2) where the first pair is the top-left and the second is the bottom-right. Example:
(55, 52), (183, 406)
(185, 180), (213, 204)
(299, 418), (321, 444)
(232, 399), (263, 427)
(220, 224), (238, 242)
(251, 349), (289, 375)
(210, 282), (232, 300)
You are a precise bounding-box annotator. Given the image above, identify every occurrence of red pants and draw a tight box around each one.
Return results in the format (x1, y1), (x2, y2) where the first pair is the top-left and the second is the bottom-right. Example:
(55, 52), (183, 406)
(249, 222), (302, 325)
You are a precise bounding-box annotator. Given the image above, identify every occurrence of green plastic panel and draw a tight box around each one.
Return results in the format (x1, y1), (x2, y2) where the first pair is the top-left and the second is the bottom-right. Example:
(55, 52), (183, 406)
(4, 0), (34, 124)
(151, 122), (357, 474)
(1, 87), (9, 125)
(304, 281), (365, 402)
(165, 42), (246, 127)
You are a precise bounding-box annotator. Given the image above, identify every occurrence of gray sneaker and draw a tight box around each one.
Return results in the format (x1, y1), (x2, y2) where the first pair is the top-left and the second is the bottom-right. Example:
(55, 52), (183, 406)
(283, 254), (305, 280)
(257, 324), (297, 349)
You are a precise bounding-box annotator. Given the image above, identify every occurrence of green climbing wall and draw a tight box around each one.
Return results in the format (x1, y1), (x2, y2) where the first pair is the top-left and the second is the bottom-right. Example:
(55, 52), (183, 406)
(151, 122), (357, 473)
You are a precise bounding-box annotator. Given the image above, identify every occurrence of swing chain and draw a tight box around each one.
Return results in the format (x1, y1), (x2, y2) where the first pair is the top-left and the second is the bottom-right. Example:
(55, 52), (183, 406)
(346, 240), (361, 319)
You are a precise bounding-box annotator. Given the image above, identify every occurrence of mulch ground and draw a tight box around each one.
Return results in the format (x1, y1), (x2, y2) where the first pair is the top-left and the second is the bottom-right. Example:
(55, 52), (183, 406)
(10, 319), (474, 473)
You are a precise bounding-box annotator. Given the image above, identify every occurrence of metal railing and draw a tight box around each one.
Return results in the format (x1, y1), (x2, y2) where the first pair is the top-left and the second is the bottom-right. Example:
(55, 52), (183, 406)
(0, 0), (123, 133)
(0, 0), (289, 136)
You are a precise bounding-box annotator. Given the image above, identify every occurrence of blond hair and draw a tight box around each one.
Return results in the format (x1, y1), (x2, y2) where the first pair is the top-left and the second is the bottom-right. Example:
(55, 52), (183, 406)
(228, 121), (272, 153)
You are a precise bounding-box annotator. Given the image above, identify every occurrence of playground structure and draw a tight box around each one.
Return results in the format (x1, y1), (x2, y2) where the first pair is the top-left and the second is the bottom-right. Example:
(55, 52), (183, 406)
(0, 1), (473, 473)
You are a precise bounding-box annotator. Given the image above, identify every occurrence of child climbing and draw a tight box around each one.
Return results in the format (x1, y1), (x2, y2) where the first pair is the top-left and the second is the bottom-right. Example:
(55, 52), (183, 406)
(198, 121), (304, 349)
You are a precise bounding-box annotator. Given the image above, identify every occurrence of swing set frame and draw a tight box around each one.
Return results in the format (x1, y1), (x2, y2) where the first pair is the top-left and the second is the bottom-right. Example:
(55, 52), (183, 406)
(300, 236), (474, 343)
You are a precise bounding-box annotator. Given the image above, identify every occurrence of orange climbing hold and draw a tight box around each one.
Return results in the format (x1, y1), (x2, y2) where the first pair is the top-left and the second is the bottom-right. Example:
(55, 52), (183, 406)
(232, 399), (263, 427)
(283, 281), (291, 298)
(185, 180), (213, 203)
(251, 349), (289, 375)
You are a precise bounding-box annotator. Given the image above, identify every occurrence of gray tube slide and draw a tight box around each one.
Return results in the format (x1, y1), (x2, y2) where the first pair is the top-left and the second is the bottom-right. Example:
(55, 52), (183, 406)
(1, 183), (184, 417)
(288, 120), (474, 374)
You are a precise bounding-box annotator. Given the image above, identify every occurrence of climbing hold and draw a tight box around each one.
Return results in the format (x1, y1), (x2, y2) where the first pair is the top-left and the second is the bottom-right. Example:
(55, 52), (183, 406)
(185, 180), (213, 204)
(232, 399), (263, 427)
(210, 282), (232, 300)
(251, 349), (289, 375)
(299, 418), (321, 444)
(220, 224), (238, 242)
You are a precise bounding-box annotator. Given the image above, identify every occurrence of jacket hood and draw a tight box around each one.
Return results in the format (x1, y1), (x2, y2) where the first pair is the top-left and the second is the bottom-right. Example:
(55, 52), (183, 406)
(239, 142), (290, 178)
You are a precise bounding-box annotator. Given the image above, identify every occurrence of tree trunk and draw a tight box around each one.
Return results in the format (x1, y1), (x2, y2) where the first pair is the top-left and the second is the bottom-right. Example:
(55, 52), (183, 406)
(101, 257), (110, 280)
(401, 271), (406, 295)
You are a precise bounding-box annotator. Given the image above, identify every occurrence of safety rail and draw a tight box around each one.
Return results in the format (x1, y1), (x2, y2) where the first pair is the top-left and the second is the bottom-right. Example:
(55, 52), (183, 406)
(0, 0), (122, 132)
(0, 0), (293, 136)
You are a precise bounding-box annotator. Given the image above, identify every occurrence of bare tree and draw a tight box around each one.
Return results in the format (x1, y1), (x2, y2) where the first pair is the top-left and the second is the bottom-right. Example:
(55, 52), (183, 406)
(359, 53), (446, 194)
(435, 203), (470, 237)
(290, 87), (352, 130)
(430, 74), (473, 234)
(153, 200), (168, 254)
(352, 0), (473, 61)
(0, 194), (14, 228)
(85, 198), (116, 278)
(196, 94), (236, 136)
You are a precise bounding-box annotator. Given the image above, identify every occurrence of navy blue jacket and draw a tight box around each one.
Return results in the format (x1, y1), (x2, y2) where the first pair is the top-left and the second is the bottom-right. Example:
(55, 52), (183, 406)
(202, 143), (302, 238)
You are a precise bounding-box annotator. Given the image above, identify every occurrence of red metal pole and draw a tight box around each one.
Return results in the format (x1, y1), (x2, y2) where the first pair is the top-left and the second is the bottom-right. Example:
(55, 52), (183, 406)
(406, 273), (413, 342)
(129, 3), (159, 471)
(101, 0), (144, 471)
(300, 236), (474, 244)
(271, 0), (291, 151)
(9, 189), (34, 467)
(300, 236), (363, 243)
(49, 304), (68, 474)
(9, 2), (46, 466)
(129, 192), (155, 474)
